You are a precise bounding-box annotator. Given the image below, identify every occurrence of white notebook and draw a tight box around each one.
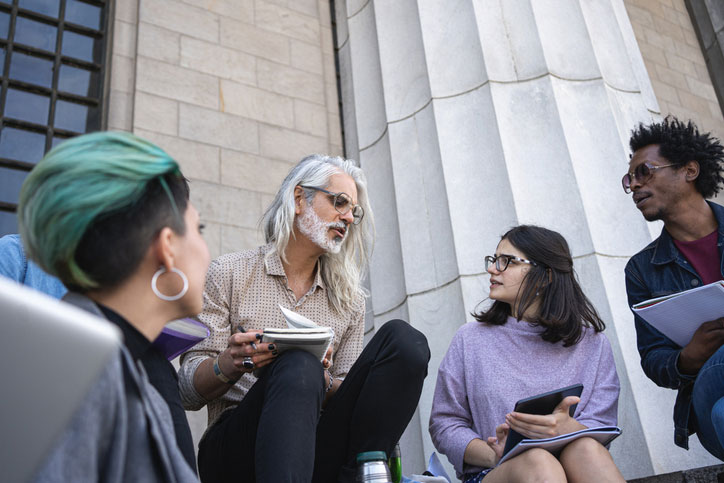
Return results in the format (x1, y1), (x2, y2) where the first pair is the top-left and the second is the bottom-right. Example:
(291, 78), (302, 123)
(498, 426), (621, 466)
(632, 281), (724, 347)
(259, 305), (335, 361)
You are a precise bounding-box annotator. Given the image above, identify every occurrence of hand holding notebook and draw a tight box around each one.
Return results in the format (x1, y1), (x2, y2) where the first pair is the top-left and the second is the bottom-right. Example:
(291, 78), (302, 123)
(260, 305), (335, 362)
(497, 384), (621, 466)
(501, 384), (583, 457)
(632, 281), (724, 347)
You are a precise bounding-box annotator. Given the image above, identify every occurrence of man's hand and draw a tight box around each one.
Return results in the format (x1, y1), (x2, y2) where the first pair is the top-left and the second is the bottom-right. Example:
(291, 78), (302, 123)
(505, 396), (584, 439)
(322, 345), (333, 370)
(678, 317), (724, 374)
(226, 330), (277, 375)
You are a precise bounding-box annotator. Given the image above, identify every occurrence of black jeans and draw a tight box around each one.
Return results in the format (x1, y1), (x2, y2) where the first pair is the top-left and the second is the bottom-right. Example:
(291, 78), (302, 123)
(198, 319), (430, 483)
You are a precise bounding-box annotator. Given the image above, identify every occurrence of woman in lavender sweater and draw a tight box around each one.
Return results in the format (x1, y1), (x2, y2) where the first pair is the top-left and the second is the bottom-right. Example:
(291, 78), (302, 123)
(430, 225), (624, 482)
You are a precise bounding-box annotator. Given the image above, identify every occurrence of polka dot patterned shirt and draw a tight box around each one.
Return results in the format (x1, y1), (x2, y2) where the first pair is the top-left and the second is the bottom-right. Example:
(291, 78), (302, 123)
(178, 243), (365, 427)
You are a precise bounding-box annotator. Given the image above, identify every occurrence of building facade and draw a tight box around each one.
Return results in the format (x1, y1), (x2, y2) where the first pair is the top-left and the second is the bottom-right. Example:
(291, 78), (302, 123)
(1, 0), (723, 479)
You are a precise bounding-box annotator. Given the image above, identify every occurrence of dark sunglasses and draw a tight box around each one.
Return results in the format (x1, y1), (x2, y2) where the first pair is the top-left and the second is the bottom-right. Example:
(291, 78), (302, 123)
(621, 162), (678, 193)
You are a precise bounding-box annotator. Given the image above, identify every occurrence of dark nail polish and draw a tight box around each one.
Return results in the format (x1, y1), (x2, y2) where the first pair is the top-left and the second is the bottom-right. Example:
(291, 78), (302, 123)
(268, 343), (276, 351)
(272, 350), (279, 356)
(255, 333), (263, 340)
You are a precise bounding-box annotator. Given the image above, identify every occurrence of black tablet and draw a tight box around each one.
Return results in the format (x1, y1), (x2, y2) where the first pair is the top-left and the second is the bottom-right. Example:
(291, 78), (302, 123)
(501, 383), (584, 458)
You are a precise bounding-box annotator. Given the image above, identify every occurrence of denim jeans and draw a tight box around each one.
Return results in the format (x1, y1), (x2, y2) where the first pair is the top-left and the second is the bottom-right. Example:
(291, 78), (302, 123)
(692, 344), (724, 461)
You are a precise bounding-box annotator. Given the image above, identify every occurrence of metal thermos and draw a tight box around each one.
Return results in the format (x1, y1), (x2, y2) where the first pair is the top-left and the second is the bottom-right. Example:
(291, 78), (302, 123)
(356, 451), (392, 483)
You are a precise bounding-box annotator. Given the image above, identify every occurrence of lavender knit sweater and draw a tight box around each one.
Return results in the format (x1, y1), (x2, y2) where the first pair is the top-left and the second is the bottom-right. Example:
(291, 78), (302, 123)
(429, 316), (620, 479)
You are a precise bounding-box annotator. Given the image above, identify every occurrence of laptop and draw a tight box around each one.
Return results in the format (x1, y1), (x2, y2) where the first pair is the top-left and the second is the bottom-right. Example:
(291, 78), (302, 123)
(0, 276), (121, 482)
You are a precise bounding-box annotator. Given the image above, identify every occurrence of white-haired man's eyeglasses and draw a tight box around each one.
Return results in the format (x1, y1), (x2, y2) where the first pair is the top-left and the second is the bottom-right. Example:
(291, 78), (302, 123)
(299, 185), (365, 225)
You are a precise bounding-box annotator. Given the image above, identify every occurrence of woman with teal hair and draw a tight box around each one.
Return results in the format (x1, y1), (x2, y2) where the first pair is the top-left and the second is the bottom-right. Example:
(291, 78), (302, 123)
(20, 131), (209, 482)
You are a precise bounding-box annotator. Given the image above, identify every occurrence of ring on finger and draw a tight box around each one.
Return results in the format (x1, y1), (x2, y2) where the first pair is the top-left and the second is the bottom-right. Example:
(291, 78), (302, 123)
(242, 356), (255, 370)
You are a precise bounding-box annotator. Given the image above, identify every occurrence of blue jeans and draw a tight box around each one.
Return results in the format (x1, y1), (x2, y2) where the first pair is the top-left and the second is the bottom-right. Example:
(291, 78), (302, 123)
(692, 344), (724, 461)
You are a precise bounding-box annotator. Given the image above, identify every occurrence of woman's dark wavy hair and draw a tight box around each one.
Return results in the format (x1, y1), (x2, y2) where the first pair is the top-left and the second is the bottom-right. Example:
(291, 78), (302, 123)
(629, 116), (724, 198)
(472, 225), (605, 347)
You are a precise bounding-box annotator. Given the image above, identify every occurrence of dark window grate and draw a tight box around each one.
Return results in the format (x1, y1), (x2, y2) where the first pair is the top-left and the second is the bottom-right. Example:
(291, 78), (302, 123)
(0, 0), (108, 236)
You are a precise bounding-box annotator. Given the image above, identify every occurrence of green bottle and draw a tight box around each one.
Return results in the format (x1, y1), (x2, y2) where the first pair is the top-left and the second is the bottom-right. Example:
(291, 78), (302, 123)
(388, 444), (402, 483)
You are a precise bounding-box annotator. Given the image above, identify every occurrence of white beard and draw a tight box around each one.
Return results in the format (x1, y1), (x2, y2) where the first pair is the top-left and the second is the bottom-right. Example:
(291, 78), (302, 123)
(297, 206), (346, 254)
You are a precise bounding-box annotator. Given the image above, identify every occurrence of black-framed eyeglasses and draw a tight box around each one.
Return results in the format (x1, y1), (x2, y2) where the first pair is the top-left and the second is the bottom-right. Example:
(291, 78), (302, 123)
(299, 185), (365, 225)
(485, 254), (538, 272)
(622, 162), (678, 193)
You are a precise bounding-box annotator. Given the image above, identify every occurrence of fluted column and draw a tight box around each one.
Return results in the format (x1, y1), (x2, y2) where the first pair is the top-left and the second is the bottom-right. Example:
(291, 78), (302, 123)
(336, 0), (720, 477)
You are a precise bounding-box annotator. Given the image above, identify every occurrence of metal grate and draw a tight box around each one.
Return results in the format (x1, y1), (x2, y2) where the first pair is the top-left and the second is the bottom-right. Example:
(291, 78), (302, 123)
(0, 0), (108, 236)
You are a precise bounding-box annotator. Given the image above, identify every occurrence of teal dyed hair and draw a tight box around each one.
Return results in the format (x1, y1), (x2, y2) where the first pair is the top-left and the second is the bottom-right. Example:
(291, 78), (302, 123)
(18, 131), (184, 289)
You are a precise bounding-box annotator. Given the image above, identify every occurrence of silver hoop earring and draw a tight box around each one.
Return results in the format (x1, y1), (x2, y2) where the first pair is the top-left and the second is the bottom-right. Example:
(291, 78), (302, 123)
(151, 267), (189, 301)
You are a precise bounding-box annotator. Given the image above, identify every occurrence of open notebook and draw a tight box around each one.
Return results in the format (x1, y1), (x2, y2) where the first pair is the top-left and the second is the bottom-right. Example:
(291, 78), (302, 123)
(260, 305), (334, 361)
(0, 276), (121, 482)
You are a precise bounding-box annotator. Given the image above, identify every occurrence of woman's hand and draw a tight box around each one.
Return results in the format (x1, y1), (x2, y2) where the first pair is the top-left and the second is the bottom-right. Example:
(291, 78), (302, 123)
(463, 423), (509, 469)
(486, 423), (509, 464)
(504, 396), (585, 439)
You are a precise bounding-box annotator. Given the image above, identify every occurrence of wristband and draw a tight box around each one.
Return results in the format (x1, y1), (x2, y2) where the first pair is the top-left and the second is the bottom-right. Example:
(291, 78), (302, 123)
(324, 369), (334, 393)
(213, 355), (236, 384)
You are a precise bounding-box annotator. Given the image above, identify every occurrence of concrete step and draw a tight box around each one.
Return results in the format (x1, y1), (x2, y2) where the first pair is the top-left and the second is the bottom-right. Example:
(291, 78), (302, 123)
(628, 465), (724, 483)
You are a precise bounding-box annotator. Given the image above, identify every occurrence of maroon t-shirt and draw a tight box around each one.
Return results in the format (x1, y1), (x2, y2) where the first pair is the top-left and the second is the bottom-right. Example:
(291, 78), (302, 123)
(673, 230), (722, 284)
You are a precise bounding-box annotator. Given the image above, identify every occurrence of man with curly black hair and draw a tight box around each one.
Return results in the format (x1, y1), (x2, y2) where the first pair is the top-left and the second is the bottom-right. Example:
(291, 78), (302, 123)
(624, 116), (724, 461)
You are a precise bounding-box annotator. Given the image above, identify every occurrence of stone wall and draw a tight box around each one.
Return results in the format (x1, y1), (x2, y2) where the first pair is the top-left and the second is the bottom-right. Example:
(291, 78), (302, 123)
(624, 0), (724, 140)
(107, 0), (343, 261)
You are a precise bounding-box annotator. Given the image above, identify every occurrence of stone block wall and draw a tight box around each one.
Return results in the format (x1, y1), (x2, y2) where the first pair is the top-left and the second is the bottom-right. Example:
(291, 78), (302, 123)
(106, 0), (344, 261)
(624, 0), (724, 140)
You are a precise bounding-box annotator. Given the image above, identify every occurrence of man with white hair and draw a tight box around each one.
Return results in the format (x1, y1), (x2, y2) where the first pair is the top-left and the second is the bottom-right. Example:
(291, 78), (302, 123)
(179, 154), (430, 482)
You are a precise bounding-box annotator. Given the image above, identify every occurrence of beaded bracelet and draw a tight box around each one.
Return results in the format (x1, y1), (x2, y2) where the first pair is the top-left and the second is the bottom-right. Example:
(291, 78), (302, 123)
(324, 369), (334, 393)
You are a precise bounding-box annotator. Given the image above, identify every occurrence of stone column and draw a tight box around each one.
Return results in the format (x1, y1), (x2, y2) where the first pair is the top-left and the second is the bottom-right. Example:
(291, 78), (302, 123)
(335, 0), (720, 477)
